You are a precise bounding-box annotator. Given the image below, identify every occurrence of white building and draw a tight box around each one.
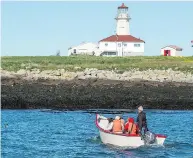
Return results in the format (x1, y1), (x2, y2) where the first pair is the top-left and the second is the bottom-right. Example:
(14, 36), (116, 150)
(68, 42), (99, 56)
(68, 3), (145, 57)
(99, 35), (145, 56)
(161, 45), (183, 56)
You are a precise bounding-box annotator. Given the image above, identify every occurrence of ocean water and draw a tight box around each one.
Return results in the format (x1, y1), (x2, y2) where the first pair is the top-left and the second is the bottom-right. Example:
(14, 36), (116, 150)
(1, 109), (193, 158)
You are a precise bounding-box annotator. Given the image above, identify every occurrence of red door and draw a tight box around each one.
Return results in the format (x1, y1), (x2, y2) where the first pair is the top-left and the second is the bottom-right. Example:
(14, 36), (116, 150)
(164, 50), (171, 56)
(164, 50), (167, 56)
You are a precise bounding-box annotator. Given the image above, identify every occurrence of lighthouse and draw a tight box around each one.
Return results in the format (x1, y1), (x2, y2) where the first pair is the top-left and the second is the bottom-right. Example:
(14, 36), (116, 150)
(68, 3), (145, 57)
(115, 3), (131, 35)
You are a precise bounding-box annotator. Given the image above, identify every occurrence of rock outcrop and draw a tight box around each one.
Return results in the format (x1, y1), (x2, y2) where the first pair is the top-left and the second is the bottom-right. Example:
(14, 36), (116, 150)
(1, 68), (193, 83)
(1, 68), (193, 110)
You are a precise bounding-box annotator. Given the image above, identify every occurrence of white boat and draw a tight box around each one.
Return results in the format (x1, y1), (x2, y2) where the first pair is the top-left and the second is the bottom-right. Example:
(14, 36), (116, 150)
(95, 114), (167, 148)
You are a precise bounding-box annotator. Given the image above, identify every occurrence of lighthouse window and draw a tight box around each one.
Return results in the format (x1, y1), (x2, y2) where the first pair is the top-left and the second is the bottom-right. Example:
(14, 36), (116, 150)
(124, 43), (127, 46)
(134, 44), (140, 47)
(105, 43), (108, 46)
(118, 43), (121, 47)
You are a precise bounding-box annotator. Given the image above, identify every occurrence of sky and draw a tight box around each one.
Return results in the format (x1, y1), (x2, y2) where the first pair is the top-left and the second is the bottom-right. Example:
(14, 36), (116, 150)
(1, 1), (193, 56)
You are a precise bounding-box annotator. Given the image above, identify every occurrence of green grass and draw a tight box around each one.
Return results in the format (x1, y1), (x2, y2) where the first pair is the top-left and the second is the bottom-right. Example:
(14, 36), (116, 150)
(1, 56), (193, 73)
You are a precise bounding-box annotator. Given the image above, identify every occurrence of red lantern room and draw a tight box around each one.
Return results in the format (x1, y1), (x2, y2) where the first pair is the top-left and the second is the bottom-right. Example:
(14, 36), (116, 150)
(117, 3), (128, 14)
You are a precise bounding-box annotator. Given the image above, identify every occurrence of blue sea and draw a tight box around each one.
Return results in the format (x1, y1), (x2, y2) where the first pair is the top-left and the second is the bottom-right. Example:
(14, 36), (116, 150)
(1, 109), (193, 158)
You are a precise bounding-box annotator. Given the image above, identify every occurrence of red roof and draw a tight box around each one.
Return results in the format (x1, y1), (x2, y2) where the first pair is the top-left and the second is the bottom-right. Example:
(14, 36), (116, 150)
(99, 35), (145, 43)
(161, 45), (183, 51)
(118, 3), (128, 9)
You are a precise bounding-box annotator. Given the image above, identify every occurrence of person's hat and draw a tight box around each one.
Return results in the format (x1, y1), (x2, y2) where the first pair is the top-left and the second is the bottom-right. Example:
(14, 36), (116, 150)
(138, 106), (143, 111)
(115, 116), (120, 120)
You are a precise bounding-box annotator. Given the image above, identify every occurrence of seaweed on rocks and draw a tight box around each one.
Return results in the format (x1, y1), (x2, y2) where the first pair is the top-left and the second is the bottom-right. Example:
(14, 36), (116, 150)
(1, 77), (193, 110)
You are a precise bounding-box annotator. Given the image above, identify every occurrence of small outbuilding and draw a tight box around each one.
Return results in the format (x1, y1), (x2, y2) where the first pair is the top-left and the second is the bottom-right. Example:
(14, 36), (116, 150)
(68, 42), (99, 56)
(161, 45), (183, 56)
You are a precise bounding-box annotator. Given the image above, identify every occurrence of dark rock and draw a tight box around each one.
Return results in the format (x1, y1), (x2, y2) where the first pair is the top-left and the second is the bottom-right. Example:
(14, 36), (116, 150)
(1, 77), (193, 110)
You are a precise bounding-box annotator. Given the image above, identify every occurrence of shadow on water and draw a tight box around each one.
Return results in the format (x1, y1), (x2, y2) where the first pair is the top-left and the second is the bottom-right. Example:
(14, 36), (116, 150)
(40, 109), (68, 113)
(39, 108), (193, 115)
(39, 109), (136, 114)
(82, 109), (136, 114)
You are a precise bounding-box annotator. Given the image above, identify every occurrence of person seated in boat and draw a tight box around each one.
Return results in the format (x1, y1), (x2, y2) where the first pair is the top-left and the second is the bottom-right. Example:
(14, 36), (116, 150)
(136, 105), (149, 136)
(112, 116), (124, 134)
(98, 117), (114, 131)
(124, 117), (137, 135)
(106, 118), (114, 131)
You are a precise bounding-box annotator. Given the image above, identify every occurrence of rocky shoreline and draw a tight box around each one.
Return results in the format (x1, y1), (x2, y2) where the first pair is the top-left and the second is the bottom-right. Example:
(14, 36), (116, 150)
(2, 68), (193, 83)
(1, 68), (193, 110)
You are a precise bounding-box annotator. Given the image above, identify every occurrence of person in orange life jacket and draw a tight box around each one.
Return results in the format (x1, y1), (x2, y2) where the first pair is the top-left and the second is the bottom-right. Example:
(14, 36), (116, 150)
(136, 105), (148, 135)
(112, 116), (124, 134)
(124, 118), (137, 135)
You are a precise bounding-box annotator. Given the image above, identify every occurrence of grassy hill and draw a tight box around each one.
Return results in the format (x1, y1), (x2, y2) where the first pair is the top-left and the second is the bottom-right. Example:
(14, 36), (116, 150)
(1, 56), (193, 73)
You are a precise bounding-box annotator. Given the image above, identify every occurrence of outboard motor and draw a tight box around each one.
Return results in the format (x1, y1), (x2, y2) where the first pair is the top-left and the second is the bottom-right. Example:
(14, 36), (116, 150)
(144, 131), (156, 144)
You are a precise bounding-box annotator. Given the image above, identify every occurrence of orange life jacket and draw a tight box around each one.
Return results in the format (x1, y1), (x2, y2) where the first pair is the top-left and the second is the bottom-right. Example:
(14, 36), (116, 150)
(128, 122), (137, 135)
(113, 120), (122, 133)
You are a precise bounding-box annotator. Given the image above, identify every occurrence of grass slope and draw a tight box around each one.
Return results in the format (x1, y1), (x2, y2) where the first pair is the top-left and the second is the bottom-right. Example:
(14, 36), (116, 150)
(1, 56), (193, 73)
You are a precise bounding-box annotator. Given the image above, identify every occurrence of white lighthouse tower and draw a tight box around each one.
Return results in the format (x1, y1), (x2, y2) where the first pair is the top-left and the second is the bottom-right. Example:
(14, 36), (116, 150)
(115, 3), (131, 35)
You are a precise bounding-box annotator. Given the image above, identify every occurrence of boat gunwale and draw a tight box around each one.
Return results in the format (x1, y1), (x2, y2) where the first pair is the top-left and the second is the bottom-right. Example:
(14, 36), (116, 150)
(95, 114), (167, 138)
